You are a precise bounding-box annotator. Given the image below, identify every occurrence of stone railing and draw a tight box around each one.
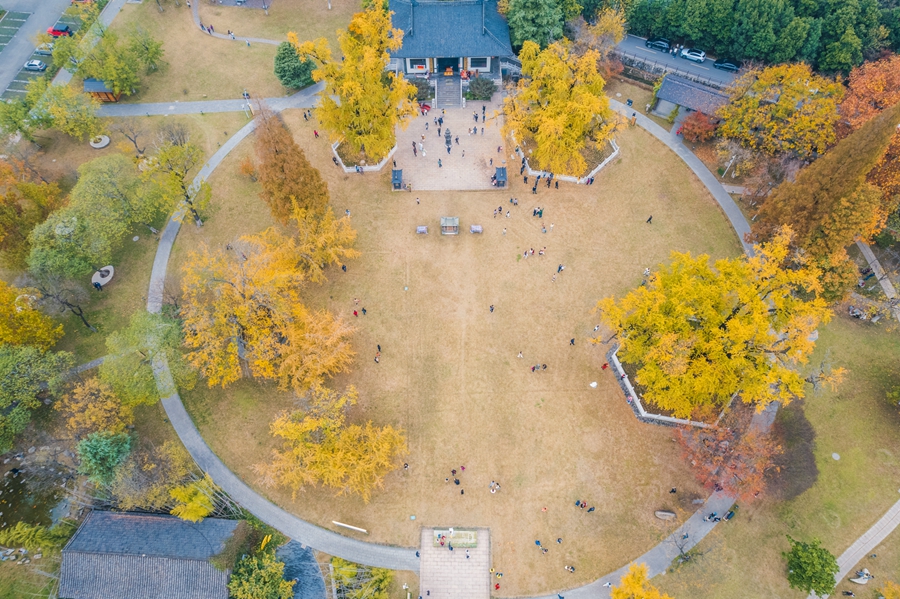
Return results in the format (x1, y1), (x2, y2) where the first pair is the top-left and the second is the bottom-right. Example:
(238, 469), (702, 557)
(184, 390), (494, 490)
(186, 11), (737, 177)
(331, 141), (397, 174)
(607, 345), (729, 429)
(513, 139), (620, 185)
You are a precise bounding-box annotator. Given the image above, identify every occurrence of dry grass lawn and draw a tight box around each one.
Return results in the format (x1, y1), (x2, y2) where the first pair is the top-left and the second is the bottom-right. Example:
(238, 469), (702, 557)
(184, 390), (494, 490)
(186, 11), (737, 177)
(108, 1), (283, 103)
(657, 315), (900, 599)
(170, 109), (742, 595)
(197, 0), (357, 51)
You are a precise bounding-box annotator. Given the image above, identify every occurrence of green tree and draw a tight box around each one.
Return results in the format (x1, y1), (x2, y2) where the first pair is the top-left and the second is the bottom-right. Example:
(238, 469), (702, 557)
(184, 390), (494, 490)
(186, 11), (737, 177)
(0, 345), (73, 453)
(597, 228), (830, 417)
(76, 431), (132, 485)
(504, 40), (616, 176)
(0, 521), (77, 553)
(274, 42), (314, 89)
(128, 26), (165, 72)
(783, 536), (839, 596)
(28, 207), (113, 278)
(0, 157), (65, 269)
(100, 310), (197, 406)
(507, 0), (564, 48)
(729, 0), (793, 60)
(35, 82), (104, 140)
(228, 553), (295, 599)
(819, 26), (864, 72)
(291, 9), (417, 161)
(142, 140), (211, 226)
(0, 98), (35, 141)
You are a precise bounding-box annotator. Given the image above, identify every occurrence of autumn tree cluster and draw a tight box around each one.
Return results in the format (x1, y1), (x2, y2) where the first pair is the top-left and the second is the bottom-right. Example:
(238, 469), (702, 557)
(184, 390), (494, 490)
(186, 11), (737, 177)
(290, 8), (417, 161)
(598, 228), (830, 418)
(0, 77), (104, 142)
(505, 40), (617, 176)
(258, 387), (407, 502)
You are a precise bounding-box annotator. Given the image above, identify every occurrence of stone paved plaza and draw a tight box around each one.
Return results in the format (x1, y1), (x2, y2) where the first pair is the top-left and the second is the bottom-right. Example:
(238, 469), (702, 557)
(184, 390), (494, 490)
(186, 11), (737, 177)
(419, 527), (491, 599)
(394, 98), (512, 191)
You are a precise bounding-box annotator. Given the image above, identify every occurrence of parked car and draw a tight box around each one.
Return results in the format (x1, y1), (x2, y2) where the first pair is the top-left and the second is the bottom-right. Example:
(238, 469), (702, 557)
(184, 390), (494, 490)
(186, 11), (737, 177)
(47, 25), (72, 37)
(680, 48), (706, 62)
(713, 57), (742, 72)
(645, 37), (671, 52)
(23, 60), (47, 72)
(35, 42), (54, 56)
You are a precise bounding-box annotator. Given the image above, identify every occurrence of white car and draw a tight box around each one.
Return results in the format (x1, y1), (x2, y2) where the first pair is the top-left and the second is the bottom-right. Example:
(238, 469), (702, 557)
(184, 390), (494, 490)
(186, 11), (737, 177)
(23, 60), (47, 72)
(680, 48), (706, 63)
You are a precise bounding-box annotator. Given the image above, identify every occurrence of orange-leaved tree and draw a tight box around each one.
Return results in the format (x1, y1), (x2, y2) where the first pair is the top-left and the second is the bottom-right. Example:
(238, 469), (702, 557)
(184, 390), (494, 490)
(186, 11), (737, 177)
(253, 102), (328, 224)
(753, 101), (900, 299)
(258, 386), (407, 502)
(597, 227), (830, 418)
(289, 8), (417, 161)
(611, 563), (673, 599)
(839, 54), (900, 132)
(0, 280), (63, 350)
(717, 63), (844, 158)
(55, 378), (132, 439)
(180, 216), (356, 391)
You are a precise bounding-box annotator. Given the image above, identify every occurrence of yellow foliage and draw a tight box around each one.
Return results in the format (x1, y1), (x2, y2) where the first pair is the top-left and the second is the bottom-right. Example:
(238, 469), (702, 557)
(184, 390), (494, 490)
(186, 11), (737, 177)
(598, 227), (830, 417)
(504, 40), (616, 176)
(717, 63), (843, 158)
(289, 9), (417, 161)
(0, 280), (63, 349)
(259, 386), (407, 503)
(56, 378), (131, 438)
(180, 223), (355, 390)
(611, 564), (673, 599)
(111, 441), (195, 511)
(880, 581), (900, 599)
(169, 473), (218, 523)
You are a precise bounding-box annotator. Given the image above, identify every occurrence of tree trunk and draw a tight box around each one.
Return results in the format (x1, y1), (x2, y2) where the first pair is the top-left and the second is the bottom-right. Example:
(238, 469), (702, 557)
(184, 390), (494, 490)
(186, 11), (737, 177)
(65, 301), (98, 333)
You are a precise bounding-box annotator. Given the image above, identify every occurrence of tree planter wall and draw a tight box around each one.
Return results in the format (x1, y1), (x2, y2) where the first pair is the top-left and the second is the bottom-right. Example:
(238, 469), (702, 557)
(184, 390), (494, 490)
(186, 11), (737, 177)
(331, 141), (397, 173)
(512, 137), (620, 185)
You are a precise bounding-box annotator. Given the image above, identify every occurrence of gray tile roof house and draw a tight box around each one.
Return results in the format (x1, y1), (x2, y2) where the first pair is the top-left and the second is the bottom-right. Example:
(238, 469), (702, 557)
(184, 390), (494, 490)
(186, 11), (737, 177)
(389, 0), (513, 74)
(655, 74), (728, 116)
(58, 511), (240, 599)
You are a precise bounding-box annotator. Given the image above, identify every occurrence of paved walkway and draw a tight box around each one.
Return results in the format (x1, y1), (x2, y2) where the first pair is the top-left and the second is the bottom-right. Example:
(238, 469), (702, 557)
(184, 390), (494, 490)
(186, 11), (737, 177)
(190, 0), (280, 46)
(138, 86), (900, 598)
(396, 100), (505, 191)
(609, 99), (753, 255)
(809, 495), (900, 599)
(855, 240), (900, 323)
(420, 528), (490, 599)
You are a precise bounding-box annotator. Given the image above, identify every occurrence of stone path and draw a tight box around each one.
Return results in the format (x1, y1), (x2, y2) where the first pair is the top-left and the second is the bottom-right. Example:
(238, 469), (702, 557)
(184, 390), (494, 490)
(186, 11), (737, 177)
(609, 99), (754, 255)
(420, 528), (491, 599)
(395, 100), (506, 191)
(809, 495), (900, 599)
(855, 240), (900, 323)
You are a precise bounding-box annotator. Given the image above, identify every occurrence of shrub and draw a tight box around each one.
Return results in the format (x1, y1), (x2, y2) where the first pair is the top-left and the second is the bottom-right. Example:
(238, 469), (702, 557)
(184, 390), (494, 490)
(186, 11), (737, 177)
(467, 77), (497, 101)
(667, 105), (680, 124)
(410, 78), (431, 102)
(77, 431), (132, 485)
(681, 111), (718, 142)
(274, 42), (314, 89)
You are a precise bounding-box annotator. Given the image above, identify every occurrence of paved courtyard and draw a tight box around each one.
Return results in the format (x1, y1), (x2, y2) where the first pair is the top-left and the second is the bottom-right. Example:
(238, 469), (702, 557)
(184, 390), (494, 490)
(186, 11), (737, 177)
(419, 527), (491, 599)
(395, 98), (512, 191)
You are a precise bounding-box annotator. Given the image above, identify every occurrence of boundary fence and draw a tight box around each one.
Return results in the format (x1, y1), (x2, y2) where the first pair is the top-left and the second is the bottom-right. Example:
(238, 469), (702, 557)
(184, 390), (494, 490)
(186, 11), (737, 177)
(613, 50), (729, 91)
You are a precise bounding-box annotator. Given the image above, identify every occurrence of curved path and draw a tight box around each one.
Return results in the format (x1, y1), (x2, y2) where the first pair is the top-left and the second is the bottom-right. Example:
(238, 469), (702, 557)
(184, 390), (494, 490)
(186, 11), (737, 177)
(140, 89), (900, 596)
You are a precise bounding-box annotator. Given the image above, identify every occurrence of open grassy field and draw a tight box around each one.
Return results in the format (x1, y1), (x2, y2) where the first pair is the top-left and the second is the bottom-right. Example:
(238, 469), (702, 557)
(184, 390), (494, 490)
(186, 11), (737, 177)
(657, 314), (900, 598)
(108, 1), (283, 103)
(169, 108), (743, 595)
(197, 0), (358, 51)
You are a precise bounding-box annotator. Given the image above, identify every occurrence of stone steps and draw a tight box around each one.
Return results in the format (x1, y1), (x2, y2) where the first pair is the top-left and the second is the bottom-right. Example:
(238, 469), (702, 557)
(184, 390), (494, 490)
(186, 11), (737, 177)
(436, 76), (461, 108)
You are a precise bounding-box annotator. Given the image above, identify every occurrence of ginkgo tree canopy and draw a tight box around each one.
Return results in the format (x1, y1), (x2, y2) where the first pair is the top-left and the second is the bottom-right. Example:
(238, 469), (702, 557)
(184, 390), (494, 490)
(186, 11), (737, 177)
(598, 228), (831, 418)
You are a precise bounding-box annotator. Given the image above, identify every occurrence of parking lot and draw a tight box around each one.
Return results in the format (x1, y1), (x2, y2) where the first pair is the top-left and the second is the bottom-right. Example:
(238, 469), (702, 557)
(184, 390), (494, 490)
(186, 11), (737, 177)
(0, 11), (32, 52)
(0, 13), (80, 101)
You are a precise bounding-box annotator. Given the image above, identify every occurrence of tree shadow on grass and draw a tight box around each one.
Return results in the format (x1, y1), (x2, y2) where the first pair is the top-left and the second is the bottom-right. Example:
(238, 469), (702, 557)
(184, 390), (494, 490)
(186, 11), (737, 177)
(767, 401), (818, 501)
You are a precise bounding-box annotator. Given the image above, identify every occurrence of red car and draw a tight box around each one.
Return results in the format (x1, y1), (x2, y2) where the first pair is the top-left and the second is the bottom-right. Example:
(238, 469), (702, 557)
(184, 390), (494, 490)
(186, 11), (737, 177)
(47, 25), (72, 37)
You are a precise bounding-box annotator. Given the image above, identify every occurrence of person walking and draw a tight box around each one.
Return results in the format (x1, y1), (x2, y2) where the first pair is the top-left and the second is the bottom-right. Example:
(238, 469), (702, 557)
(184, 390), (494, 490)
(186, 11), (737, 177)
(489, 305), (494, 313)
(557, 264), (564, 273)
(570, 338), (575, 345)
(438, 159), (442, 168)
(314, 130), (319, 138)
(646, 215), (653, 224)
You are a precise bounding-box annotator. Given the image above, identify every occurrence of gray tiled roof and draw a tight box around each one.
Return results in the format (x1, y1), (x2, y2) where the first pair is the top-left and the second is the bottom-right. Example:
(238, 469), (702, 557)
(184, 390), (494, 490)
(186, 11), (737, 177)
(656, 74), (728, 115)
(389, 0), (513, 59)
(83, 78), (112, 93)
(58, 511), (239, 599)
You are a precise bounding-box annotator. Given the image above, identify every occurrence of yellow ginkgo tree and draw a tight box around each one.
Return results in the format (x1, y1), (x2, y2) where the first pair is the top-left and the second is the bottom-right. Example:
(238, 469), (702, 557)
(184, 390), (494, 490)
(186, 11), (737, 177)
(504, 40), (617, 176)
(598, 227), (831, 418)
(611, 564), (674, 599)
(289, 8), (417, 161)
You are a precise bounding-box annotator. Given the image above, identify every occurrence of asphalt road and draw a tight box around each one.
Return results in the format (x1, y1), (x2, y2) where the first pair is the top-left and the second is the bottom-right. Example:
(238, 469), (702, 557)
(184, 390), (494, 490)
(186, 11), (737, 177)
(615, 34), (739, 87)
(0, 0), (72, 96)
